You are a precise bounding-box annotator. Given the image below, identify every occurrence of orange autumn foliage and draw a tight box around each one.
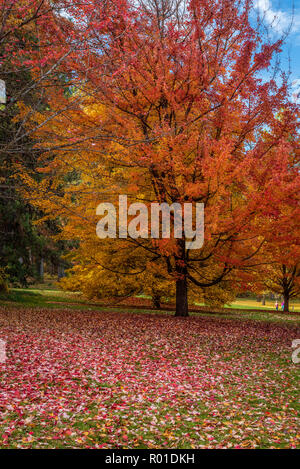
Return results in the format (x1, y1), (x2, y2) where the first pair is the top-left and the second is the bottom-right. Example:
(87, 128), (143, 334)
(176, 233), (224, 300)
(19, 0), (299, 315)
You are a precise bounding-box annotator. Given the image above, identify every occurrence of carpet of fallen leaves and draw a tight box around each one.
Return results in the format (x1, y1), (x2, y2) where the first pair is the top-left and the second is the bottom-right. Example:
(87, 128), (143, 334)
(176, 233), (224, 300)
(0, 307), (299, 449)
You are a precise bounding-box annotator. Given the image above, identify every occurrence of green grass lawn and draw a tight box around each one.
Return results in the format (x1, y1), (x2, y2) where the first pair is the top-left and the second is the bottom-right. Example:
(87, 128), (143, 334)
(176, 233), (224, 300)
(0, 287), (299, 325)
(0, 304), (299, 449)
(228, 298), (300, 312)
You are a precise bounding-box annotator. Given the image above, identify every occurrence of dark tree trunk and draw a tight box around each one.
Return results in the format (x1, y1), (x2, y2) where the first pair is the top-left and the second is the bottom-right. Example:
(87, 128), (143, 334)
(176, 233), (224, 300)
(174, 239), (189, 317)
(152, 294), (161, 309)
(39, 258), (44, 283)
(175, 274), (188, 316)
(58, 264), (65, 280)
(283, 292), (289, 312)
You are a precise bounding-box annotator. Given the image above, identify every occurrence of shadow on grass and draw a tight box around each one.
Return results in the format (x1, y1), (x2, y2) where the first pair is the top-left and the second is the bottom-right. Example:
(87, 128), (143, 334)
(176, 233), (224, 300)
(0, 289), (47, 306)
(0, 288), (78, 308)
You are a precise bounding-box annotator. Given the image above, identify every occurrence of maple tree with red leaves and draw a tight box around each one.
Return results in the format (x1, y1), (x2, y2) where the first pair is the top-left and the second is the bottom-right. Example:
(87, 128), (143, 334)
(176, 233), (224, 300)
(9, 0), (300, 316)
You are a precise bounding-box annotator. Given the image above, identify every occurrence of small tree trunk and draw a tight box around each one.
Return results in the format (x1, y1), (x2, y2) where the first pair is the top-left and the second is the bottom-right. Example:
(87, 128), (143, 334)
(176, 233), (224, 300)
(174, 239), (189, 317)
(152, 294), (161, 309)
(39, 258), (44, 282)
(175, 274), (188, 317)
(58, 264), (65, 280)
(283, 292), (289, 312)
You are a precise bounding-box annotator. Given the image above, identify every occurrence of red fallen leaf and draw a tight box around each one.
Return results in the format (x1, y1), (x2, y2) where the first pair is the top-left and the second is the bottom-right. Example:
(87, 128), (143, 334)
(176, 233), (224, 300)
(0, 306), (299, 449)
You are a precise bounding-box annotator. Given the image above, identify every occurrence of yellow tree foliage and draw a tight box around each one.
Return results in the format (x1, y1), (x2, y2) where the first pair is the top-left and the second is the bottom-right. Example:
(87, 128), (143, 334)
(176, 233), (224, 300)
(17, 1), (300, 315)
